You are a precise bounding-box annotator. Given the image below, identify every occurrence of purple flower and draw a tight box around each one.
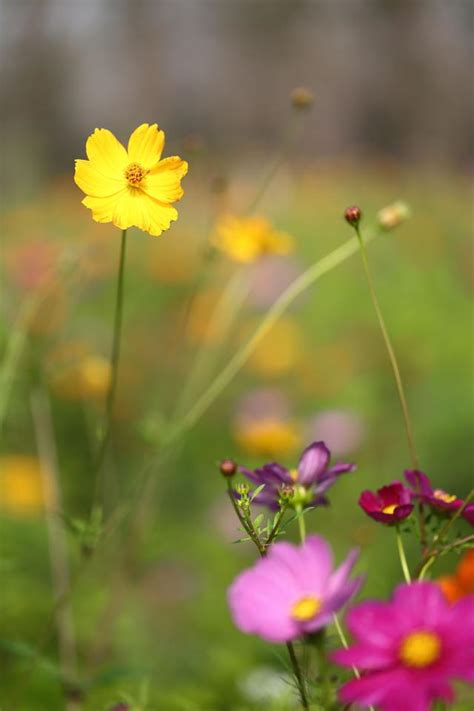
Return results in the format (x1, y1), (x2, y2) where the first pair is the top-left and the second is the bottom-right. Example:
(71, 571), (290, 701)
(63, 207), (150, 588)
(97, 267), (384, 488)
(359, 481), (414, 525)
(240, 440), (355, 511)
(405, 470), (474, 526)
(228, 535), (362, 643)
(333, 581), (474, 711)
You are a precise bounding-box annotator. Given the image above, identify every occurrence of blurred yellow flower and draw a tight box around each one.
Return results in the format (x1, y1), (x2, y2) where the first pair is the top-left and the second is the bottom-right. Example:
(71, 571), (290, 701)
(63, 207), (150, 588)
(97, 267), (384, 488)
(75, 123), (188, 236)
(50, 353), (111, 401)
(234, 418), (301, 458)
(212, 215), (293, 263)
(244, 317), (304, 377)
(0, 456), (48, 517)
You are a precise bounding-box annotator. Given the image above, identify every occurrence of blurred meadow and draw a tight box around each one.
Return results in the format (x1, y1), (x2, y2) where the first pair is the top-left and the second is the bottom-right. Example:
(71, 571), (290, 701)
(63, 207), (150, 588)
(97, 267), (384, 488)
(0, 1), (473, 710)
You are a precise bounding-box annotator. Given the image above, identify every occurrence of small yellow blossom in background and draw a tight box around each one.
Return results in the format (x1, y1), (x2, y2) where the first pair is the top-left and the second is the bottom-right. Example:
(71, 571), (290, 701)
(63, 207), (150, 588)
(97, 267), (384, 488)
(75, 123), (188, 236)
(0, 456), (49, 517)
(234, 417), (301, 458)
(212, 215), (293, 263)
(243, 317), (304, 378)
(50, 348), (111, 401)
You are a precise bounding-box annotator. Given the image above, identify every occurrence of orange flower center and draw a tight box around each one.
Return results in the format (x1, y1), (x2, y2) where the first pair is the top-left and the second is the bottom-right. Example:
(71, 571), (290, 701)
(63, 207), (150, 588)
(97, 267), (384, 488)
(291, 595), (321, 621)
(125, 162), (147, 187)
(399, 631), (441, 668)
(433, 489), (457, 504)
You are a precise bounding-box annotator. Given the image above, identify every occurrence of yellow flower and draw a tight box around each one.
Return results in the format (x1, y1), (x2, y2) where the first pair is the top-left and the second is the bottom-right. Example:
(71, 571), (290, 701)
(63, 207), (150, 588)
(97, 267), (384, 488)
(0, 455), (48, 517)
(75, 123), (188, 236)
(49, 347), (111, 401)
(244, 317), (304, 378)
(212, 215), (293, 263)
(234, 418), (301, 458)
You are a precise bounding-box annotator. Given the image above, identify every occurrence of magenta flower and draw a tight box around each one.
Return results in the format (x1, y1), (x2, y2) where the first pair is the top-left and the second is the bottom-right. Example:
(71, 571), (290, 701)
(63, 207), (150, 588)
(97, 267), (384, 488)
(405, 470), (474, 526)
(359, 481), (414, 525)
(333, 581), (474, 711)
(228, 535), (363, 643)
(240, 441), (355, 511)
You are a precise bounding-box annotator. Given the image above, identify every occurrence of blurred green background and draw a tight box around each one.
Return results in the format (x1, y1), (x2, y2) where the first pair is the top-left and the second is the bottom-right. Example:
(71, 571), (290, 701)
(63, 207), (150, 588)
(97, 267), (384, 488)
(0, 1), (473, 710)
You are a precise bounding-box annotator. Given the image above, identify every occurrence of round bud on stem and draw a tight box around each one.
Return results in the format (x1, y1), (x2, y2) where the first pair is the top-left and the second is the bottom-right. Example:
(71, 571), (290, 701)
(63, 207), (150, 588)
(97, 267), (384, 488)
(290, 86), (314, 110)
(220, 458), (237, 477)
(344, 205), (362, 228)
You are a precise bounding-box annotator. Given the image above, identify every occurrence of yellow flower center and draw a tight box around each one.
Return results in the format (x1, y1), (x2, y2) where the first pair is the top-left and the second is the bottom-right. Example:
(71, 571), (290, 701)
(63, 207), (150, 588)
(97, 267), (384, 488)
(289, 468), (299, 482)
(382, 504), (398, 515)
(125, 162), (147, 187)
(291, 596), (321, 621)
(399, 631), (441, 668)
(433, 489), (456, 504)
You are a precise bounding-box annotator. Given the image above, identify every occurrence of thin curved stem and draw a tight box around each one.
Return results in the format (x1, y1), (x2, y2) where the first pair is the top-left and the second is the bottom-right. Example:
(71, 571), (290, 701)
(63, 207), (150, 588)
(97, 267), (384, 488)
(93, 229), (128, 504)
(355, 228), (419, 471)
(164, 231), (377, 446)
(396, 527), (412, 583)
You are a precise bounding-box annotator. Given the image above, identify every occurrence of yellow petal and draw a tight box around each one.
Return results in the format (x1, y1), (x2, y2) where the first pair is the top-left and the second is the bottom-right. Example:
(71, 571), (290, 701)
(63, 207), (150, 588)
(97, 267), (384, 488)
(127, 124), (165, 169)
(138, 195), (179, 236)
(74, 159), (125, 197)
(82, 191), (127, 224)
(85, 128), (128, 178)
(142, 157), (188, 203)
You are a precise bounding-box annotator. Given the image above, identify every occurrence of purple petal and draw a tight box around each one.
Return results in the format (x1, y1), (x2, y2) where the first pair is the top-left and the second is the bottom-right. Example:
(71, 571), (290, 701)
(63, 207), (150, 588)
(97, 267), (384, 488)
(325, 462), (356, 476)
(404, 469), (433, 496)
(462, 503), (474, 526)
(297, 441), (330, 485)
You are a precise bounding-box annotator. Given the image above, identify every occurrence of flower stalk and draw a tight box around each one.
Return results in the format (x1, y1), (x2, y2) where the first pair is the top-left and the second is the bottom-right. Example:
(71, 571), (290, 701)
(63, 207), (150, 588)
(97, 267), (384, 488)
(94, 228), (128, 502)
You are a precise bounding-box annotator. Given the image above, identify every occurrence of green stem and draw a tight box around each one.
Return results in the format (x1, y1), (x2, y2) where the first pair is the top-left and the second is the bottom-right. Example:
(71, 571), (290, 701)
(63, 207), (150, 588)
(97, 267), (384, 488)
(415, 489), (474, 579)
(286, 641), (310, 711)
(265, 502), (288, 548)
(93, 229), (128, 503)
(396, 527), (412, 583)
(164, 231), (377, 446)
(296, 505), (306, 544)
(355, 228), (419, 471)
(355, 227), (426, 549)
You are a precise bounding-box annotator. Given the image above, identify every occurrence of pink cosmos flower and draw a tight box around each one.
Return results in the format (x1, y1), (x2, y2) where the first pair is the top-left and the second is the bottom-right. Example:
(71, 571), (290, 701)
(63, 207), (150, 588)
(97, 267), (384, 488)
(405, 470), (474, 526)
(228, 535), (362, 643)
(359, 481), (414, 524)
(333, 581), (474, 711)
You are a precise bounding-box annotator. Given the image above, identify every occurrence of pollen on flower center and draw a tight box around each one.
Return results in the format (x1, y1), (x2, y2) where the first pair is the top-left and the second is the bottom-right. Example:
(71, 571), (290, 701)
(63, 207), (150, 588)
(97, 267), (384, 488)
(399, 631), (441, 668)
(382, 504), (398, 514)
(433, 489), (456, 504)
(124, 162), (147, 187)
(291, 595), (321, 621)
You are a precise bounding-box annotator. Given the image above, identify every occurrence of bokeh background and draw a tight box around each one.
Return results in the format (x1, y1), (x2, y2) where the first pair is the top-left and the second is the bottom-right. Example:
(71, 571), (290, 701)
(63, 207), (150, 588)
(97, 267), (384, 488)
(0, 1), (473, 709)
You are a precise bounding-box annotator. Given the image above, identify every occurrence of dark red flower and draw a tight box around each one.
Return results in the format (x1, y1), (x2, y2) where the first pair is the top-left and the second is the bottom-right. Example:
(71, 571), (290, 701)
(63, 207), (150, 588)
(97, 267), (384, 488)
(359, 481), (413, 525)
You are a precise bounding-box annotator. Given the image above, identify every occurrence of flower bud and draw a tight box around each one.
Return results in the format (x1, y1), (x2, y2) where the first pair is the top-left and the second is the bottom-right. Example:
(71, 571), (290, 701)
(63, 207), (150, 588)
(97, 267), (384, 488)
(290, 86), (314, 110)
(236, 482), (250, 496)
(279, 484), (295, 501)
(220, 458), (237, 477)
(377, 201), (411, 231)
(344, 206), (362, 227)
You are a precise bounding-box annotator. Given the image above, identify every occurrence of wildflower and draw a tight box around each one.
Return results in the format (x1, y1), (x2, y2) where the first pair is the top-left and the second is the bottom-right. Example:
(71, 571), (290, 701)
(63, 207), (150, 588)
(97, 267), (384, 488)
(228, 535), (362, 643)
(377, 201), (411, 231)
(305, 409), (365, 457)
(0, 455), (48, 517)
(212, 215), (293, 263)
(235, 418), (301, 459)
(359, 481), (413, 525)
(241, 441), (355, 511)
(405, 470), (474, 525)
(437, 548), (474, 603)
(74, 123), (188, 236)
(333, 581), (474, 711)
